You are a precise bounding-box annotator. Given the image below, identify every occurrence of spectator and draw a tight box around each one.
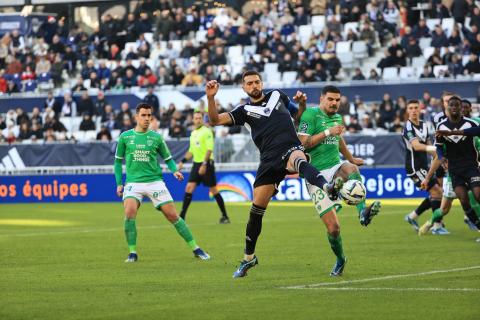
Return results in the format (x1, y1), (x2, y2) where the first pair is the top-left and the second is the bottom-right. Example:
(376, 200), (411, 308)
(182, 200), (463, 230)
(71, 78), (87, 92)
(143, 85), (160, 117)
(431, 25), (449, 48)
(352, 68), (366, 80)
(412, 19), (430, 39)
(77, 91), (95, 116)
(419, 65), (435, 78)
(346, 116), (363, 133)
(15, 107), (29, 125)
(123, 69), (137, 88)
(369, 68), (381, 80)
(448, 54), (464, 77)
(464, 54), (480, 74)
(44, 91), (61, 115)
(181, 67), (203, 86)
(314, 63), (328, 81)
(300, 69), (316, 83)
(30, 122), (43, 139)
(210, 46), (227, 65)
(452, 0), (469, 24)
(389, 116), (403, 133)
(405, 37), (422, 60)
(31, 107), (42, 125)
(116, 102), (132, 125)
(18, 122), (31, 140)
(79, 113), (96, 131)
(96, 126), (112, 141)
(61, 92), (77, 117)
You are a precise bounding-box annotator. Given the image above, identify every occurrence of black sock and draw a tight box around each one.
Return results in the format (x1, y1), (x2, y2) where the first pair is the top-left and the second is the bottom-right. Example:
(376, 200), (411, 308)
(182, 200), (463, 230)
(294, 158), (327, 189)
(245, 204), (266, 255)
(180, 192), (193, 219)
(214, 193), (228, 218)
(415, 197), (431, 216)
(465, 208), (480, 228)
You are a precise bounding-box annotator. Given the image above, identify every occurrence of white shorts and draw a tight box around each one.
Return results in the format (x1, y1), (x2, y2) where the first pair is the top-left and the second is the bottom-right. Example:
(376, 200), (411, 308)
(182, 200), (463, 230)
(305, 181), (341, 217)
(319, 161), (347, 183)
(123, 180), (174, 208)
(442, 175), (456, 199)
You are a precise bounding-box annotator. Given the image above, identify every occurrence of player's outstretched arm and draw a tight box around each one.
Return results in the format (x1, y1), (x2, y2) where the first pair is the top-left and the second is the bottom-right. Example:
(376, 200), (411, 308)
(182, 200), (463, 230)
(206, 80), (233, 126)
(411, 138), (437, 156)
(437, 127), (480, 137)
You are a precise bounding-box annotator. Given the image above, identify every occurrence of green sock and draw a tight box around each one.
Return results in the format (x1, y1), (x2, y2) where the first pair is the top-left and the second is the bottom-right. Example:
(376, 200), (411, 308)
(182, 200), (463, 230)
(348, 172), (366, 214)
(124, 218), (137, 253)
(173, 217), (197, 250)
(468, 191), (480, 218)
(327, 233), (345, 263)
(429, 208), (443, 224)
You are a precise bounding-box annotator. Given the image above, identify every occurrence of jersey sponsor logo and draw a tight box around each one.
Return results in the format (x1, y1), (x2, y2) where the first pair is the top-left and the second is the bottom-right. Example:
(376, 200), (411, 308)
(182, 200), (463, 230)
(246, 111), (261, 119)
(133, 150), (151, 162)
(299, 122), (308, 133)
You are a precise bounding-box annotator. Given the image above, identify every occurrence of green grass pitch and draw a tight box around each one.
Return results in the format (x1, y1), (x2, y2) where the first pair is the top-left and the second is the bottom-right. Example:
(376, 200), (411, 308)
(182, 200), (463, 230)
(1, 200), (479, 320)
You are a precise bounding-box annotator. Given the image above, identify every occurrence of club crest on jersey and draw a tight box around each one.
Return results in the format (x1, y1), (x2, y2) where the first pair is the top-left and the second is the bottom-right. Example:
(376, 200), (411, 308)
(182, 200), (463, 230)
(264, 108), (271, 115)
(147, 140), (153, 146)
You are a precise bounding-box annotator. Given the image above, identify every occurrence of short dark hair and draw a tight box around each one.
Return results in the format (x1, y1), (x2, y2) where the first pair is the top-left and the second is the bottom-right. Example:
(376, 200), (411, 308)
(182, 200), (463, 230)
(461, 99), (472, 107)
(321, 85), (341, 95)
(448, 96), (462, 106)
(136, 103), (153, 113)
(407, 99), (419, 106)
(242, 70), (262, 82)
(441, 91), (455, 100)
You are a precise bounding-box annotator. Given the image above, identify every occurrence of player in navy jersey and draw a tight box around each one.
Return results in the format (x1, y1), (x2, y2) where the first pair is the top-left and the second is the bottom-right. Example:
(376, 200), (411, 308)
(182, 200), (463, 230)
(420, 96), (480, 233)
(205, 71), (344, 278)
(402, 100), (443, 233)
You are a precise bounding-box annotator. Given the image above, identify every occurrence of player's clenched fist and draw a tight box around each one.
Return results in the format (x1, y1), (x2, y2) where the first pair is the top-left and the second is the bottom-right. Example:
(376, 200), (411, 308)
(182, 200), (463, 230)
(420, 179), (428, 190)
(293, 91), (307, 104)
(173, 171), (184, 181)
(206, 80), (219, 97)
(116, 185), (123, 197)
(330, 125), (345, 136)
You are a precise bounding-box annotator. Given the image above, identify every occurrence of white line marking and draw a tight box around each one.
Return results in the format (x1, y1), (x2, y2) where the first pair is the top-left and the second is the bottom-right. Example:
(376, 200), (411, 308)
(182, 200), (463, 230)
(283, 266), (480, 289)
(296, 287), (480, 292)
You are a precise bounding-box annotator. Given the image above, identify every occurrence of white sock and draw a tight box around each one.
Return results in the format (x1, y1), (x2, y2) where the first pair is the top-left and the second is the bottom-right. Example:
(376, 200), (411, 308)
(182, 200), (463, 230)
(433, 222), (443, 229)
(408, 211), (418, 220)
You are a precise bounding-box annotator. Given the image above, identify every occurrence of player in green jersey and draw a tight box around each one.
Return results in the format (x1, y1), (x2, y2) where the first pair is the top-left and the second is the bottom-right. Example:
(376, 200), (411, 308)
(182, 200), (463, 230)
(297, 85), (381, 276)
(114, 103), (210, 262)
(177, 111), (230, 223)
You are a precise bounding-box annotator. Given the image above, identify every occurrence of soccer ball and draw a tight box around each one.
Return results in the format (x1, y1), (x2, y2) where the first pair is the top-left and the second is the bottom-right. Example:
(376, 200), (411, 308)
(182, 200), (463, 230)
(339, 180), (366, 205)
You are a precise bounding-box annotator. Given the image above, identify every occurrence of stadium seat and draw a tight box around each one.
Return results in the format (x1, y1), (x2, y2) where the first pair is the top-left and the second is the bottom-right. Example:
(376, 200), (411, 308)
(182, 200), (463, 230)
(146, 59), (157, 71)
(231, 61), (245, 77)
(411, 56), (426, 68)
(423, 47), (435, 59)
(336, 41), (352, 54)
(111, 130), (121, 140)
(83, 79), (91, 89)
(462, 55), (471, 65)
(71, 117), (82, 132)
(131, 59), (140, 69)
(298, 25), (313, 46)
(24, 80), (37, 92)
(399, 66), (418, 80)
(84, 130), (97, 141)
(337, 52), (354, 69)
(228, 45), (243, 63)
(72, 131), (86, 141)
(170, 40), (183, 52)
(441, 17), (455, 36)
(433, 65), (448, 77)
(418, 37), (431, 49)
(282, 71), (298, 84)
(243, 45), (256, 59)
(124, 42), (138, 53)
(143, 32), (153, 44)
(382, 67), (398, 80)
(311, 15), (326, 35)
(264, 63), (279, 74)
(195, 30), (208, 43)
(342, 21), (358, 38)
(265, 70), (281, 83)
(426, 18), (441, 31)
(352, 41), (368, 60)
(38, 73), (51, 82)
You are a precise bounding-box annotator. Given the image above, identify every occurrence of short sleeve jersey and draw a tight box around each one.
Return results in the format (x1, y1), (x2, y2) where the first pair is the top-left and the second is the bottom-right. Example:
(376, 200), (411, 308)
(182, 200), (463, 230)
(435, 117), (480, 173)
(298, 107), (343, 171)
(115, 129), (172, 183)
(189, 125), (214, 163)
(228, 90), (301, 161)
(432, 111), (447, 128)
(402, 120), (430, 172)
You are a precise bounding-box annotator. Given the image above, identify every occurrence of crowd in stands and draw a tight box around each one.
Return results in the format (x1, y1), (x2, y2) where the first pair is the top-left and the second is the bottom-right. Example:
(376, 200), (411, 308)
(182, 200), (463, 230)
(2, 0), (480, 142)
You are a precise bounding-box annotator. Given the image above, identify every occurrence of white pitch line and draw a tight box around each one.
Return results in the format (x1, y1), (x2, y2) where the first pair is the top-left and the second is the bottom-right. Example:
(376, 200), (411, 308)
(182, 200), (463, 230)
(283, 266), (480, 289)
(297, 287), (480, 292)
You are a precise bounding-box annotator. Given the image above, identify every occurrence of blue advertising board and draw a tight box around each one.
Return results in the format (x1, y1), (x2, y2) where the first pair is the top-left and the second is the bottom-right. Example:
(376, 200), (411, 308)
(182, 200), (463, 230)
(0, 168), (425, 204)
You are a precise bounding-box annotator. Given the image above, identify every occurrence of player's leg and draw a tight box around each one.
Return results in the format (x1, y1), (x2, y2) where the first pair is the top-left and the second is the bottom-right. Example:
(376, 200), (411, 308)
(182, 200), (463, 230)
(122, 184), (143, 262)
(209, 185), (230, 223)
(466, 190), (480, 230)
(454, 185), (480, 230)
(418, 184), (443, 235)
(159, 202), (210, 260)
(405, 197), (430, 231)
(180, 182), (197, 220)
(233, 184), (275, 278)
(148, 180), (210, 259)
(466, 168), (480, 229)
(124, 198), (140, 262)
(287, 150), (342, 198)
(335, 162), (380, 226)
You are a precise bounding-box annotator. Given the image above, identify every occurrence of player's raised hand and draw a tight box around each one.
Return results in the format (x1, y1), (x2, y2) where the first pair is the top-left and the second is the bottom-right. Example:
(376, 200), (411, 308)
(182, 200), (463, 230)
(330, 125), (345, 136)
(205, 80), (219, 98)
(173, 171), (184, 181)
(293, 91), (307, 104)
(116, 185), (123, 197)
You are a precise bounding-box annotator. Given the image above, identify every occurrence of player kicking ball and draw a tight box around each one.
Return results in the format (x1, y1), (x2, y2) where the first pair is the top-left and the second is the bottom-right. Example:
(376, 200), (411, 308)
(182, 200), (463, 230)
(297, 85), (381, 276)
(206, 72), (341, 278)
(114, 103), (210, 262)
